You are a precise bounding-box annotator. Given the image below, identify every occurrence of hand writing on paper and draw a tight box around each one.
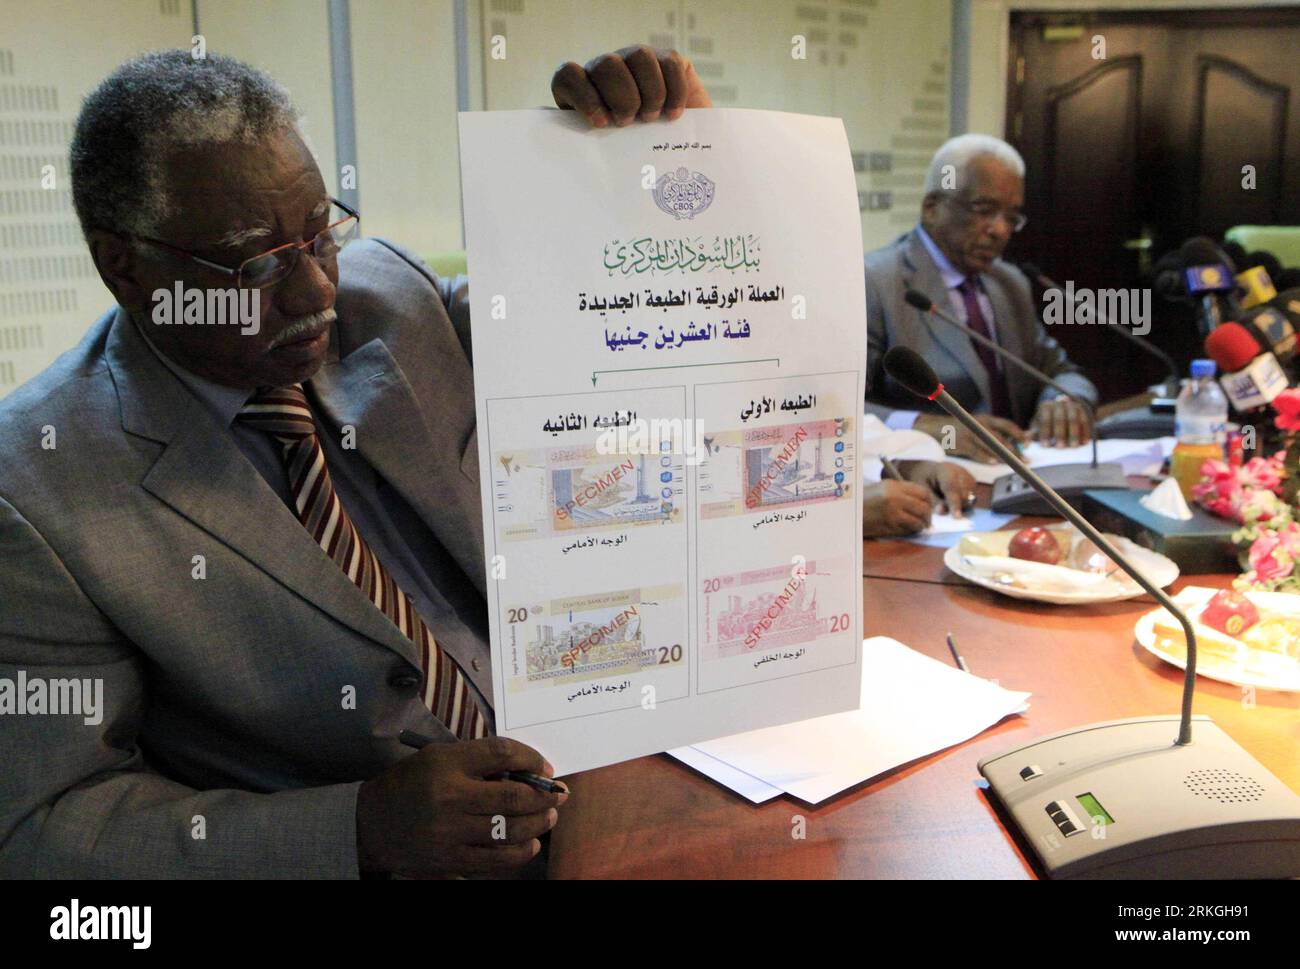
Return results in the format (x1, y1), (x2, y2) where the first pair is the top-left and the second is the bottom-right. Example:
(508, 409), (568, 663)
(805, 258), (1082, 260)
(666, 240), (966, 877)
(552, 46), (713, 127)
(862, 479), (933, 537)
(896, 459), (978, 517)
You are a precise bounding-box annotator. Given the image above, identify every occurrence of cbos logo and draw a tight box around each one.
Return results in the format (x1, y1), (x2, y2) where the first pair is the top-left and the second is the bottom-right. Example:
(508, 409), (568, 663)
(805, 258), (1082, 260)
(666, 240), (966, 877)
(50, 899), (151, 949)
(653, 167), (715, 220)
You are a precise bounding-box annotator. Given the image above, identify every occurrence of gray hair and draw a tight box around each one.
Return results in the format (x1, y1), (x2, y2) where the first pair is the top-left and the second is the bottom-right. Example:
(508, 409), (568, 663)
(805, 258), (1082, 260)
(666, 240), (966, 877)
(70, 49), (300, 239)
(923, 134), (1025, 195)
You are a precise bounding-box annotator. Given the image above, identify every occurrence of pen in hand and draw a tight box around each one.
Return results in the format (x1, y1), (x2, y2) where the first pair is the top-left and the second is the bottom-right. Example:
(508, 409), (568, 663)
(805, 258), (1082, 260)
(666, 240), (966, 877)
(398, 729), (569, 795)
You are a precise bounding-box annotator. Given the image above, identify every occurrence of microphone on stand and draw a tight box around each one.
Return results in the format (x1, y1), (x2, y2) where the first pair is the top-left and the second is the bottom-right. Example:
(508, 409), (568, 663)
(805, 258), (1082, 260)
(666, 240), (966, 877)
(882, 344), (1300, 880)
(1181, 237), (1241, 336)
(1234, 264), (1277, 310)
(902, 288), (1127, 513)
(1239, 289), (1300, 383)
(1205, 322), (1290, 414)
(1205, 321), (1292, 459)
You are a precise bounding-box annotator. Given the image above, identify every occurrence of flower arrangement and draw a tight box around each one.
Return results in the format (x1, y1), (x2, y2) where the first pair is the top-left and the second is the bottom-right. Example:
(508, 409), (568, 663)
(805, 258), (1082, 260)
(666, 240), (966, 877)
(1193, 388), (1300, 592)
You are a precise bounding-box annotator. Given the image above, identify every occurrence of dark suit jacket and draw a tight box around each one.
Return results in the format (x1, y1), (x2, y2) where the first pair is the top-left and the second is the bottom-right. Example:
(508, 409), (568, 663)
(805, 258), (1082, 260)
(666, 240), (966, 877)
(0, 239), (486, 878)
(863, 229), (1098, 426)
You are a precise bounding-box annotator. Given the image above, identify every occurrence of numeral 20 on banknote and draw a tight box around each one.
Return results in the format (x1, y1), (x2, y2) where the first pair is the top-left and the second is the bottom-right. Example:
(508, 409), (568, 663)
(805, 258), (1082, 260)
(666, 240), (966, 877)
(501, 584), (686, 690)
(493, 444), (683, 540)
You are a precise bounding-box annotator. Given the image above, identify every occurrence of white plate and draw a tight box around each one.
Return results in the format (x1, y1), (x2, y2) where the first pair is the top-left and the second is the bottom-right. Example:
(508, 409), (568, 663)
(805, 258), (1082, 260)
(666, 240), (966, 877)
(943, 531), (1180, 605)
(1135, 587), (1300, 693)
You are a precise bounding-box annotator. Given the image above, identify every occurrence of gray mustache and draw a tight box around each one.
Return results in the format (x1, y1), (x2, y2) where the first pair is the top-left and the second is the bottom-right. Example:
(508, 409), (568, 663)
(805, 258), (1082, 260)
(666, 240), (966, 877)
(269, 309), (337, 347)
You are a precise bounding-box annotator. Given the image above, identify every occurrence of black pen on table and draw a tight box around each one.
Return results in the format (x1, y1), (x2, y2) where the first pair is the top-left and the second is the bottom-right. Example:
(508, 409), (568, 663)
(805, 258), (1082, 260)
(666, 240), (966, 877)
(945, 632), (970, 673)
(398, 729), (569, 794)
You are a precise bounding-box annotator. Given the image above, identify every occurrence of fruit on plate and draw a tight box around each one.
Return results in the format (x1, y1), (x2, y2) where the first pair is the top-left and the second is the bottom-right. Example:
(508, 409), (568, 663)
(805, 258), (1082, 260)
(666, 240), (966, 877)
(1150, 590), (1300, 681)
(1069, 537), (1113, 573)
(1008, 526), (1063, 565)
(1200, 589), (1260, 637)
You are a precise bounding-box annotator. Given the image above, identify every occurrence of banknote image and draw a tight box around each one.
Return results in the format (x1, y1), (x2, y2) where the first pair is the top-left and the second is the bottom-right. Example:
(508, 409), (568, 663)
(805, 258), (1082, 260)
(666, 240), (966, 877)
(502, 584), (687, 690)
(697, 417), (853, 519)
(492, 443), (684, 541)
(700, 559), (852, 661)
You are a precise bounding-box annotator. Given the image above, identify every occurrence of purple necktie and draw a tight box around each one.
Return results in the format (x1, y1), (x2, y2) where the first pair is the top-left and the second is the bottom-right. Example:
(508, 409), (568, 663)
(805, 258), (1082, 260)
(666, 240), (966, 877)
(957, 276), (1013, 419)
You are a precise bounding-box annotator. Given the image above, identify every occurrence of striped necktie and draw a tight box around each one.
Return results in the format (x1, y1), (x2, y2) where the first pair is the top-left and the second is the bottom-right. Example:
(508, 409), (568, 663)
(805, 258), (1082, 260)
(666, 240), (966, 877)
(237, 384), (489, 740)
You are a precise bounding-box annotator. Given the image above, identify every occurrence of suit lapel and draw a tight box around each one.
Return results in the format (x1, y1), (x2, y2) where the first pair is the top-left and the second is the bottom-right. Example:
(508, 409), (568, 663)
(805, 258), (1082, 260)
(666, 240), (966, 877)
(901, 231), (992, 407)
(106, 313), (422, 670)
(309, 339), (488, 600)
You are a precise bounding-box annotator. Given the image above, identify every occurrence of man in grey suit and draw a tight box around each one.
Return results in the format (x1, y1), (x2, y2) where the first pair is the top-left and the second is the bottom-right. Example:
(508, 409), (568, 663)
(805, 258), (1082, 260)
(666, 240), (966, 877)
(0, 46), (710, 878)
(863, 134), (1099, 462)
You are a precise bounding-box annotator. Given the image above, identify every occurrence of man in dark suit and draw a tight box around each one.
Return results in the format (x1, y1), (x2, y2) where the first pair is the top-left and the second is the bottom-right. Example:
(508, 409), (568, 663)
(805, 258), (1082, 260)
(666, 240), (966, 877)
(863, 134), (1099, 462)
(0, 45), (708, 879)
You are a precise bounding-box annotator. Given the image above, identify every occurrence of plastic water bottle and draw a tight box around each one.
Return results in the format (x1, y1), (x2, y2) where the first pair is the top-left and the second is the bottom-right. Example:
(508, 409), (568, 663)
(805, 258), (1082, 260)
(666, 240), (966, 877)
(1171, 359), (1228, 499)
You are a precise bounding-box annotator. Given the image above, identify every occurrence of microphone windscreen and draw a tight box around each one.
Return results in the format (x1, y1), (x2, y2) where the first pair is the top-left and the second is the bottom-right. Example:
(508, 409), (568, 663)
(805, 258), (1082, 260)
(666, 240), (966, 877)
(883, 345), (941, 399)
(1183, 235), (1235, 272)
(1223, 240), (1248, 268)
(1275, 268), (1300, 291)
(1244, 250), (1284, 281)
(1205, 322), (1263, 374)
(1246, 291), (1300, 365)
(903, 289), (933, 312)
(1270, 287), (1300, 313)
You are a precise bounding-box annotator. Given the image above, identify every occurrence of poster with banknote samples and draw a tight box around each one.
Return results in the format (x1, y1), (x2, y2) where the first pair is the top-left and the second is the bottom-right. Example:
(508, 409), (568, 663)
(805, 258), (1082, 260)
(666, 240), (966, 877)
(459, 107), (866, 774)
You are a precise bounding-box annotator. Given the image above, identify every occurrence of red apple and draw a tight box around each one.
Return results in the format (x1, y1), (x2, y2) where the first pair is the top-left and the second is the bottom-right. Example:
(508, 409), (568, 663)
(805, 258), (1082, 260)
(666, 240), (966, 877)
(1008, 526), (1063, 565)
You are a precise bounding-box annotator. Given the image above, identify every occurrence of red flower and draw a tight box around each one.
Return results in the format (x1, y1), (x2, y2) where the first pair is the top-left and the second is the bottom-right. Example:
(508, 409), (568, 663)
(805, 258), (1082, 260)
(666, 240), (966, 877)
(1272, 389), (1300, 432)
(1249, 530), (1294, 582)
(1240, 455), (1284, 493)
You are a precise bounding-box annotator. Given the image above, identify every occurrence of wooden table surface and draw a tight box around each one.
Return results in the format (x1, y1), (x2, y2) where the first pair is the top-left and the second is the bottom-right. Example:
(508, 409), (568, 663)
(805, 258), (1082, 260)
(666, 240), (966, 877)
(546, 510), (1300, 879)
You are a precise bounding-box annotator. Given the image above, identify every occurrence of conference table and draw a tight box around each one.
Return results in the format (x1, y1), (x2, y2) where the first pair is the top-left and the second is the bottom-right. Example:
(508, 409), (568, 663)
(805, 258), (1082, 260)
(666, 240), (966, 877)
(546, 486), (1300, 879)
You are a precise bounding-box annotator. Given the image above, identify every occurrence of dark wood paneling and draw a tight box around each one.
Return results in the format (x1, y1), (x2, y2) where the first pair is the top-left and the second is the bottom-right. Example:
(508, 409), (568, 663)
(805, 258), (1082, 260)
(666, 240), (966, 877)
(1043, 56), (1142, 266)
(1193, 55), (1288, 232)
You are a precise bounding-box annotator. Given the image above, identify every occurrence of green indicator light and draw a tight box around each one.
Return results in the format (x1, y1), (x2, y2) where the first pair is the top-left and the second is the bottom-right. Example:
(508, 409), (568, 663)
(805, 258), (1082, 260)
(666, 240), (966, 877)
(1077, 792), (1113, 826)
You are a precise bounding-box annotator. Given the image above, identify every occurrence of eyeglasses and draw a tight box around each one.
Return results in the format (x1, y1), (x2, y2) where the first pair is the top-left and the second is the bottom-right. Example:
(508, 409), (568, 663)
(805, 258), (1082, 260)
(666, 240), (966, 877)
(134, 198), (361, 289)
(951, 196), (1028, 233)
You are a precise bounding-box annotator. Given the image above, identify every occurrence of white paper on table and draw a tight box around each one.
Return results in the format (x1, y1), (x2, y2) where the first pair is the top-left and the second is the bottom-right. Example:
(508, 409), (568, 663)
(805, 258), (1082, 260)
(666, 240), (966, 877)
(921, 511), (974, 534)
(459, 109), (867, 775)
(668, 746), (784, 803)
(681, 636), (1030, 804)
(901, 507), (1017, 547)
(951, 437), (1175, 485)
